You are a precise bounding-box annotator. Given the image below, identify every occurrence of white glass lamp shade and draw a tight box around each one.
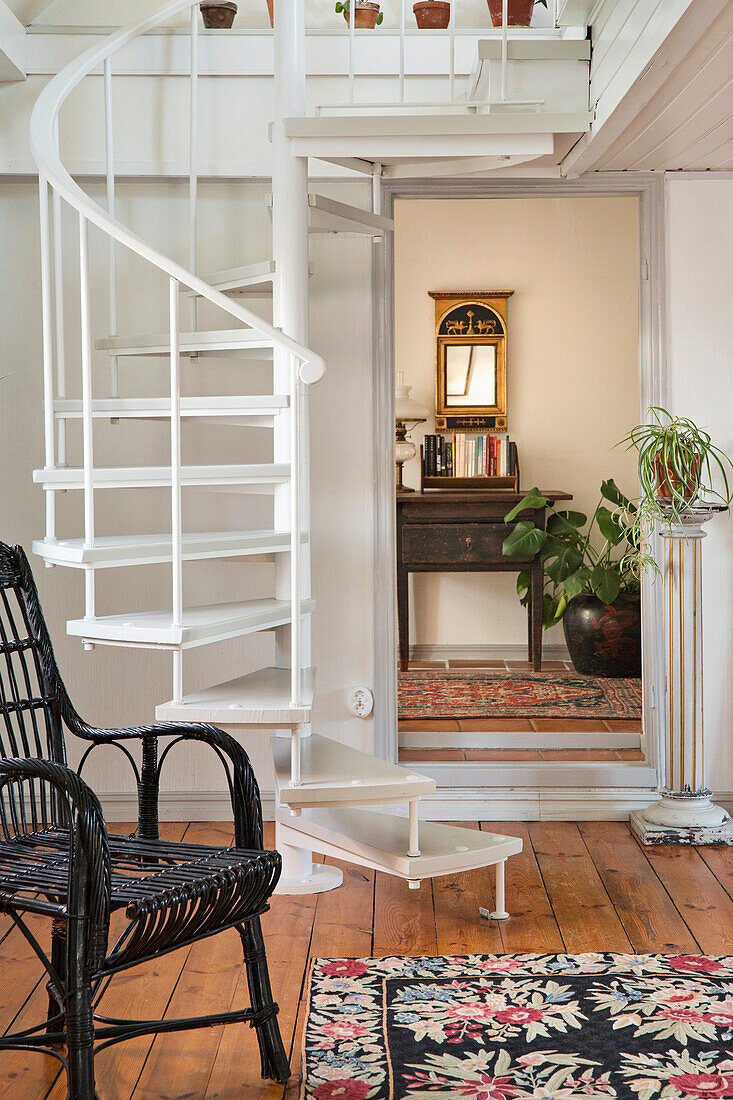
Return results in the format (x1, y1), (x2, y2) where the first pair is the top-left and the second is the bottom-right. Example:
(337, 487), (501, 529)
(395, 372), (428, 422)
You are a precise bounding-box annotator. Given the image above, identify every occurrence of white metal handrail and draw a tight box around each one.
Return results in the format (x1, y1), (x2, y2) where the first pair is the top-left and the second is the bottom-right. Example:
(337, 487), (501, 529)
(30, 0), (325, 386)
(31, 0), (321, 708)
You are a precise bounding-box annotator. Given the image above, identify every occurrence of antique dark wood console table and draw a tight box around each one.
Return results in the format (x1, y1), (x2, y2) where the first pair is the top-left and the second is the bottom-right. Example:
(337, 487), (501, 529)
(396, 490), (573, 673)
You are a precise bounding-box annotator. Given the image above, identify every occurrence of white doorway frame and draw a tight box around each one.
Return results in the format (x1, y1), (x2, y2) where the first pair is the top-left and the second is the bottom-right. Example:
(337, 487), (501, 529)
(370, 173), (667, 807)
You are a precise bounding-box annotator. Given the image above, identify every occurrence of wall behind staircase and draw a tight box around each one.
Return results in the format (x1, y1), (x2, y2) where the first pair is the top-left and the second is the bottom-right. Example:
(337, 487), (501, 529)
(0, 176), (375, 817)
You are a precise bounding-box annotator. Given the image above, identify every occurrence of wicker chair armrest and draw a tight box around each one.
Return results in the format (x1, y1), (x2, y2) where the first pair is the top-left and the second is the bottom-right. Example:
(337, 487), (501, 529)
(0, 758), (111, 967)
(69, 721), (264, 850)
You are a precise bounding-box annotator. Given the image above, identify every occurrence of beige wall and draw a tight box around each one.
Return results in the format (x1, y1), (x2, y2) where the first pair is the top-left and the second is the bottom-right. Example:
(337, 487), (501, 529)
(394, 195), (640, 650)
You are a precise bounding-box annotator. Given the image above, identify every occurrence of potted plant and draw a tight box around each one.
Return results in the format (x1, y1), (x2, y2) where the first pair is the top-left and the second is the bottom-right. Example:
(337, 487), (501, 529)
(414, 1), (451, 28)
(199, 2), (237, 28)
(619, 406), (733, 521)
(335, 1), (384, 27)
(487, 0), (546, 28)
(502, 480), (655, 677)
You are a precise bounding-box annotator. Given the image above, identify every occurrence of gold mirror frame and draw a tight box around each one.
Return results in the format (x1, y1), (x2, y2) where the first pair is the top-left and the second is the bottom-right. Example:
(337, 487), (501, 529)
(429, 291), (513, 432)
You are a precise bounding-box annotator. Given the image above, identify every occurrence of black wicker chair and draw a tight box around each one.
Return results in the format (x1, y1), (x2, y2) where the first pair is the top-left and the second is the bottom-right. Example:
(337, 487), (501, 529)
(0, 542), (290, 1098)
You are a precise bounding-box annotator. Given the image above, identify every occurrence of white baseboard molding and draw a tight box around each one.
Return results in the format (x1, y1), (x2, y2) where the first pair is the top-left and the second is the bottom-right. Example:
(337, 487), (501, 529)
(97, 789), (733, 826)
(409, 643), (570, 662)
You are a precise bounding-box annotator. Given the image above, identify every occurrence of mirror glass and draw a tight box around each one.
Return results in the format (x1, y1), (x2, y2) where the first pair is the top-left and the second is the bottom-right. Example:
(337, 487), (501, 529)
(445, 344), (497, 408)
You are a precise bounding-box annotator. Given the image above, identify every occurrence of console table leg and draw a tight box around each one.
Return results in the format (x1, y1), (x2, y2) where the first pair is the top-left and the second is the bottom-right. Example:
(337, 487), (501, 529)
(398, 566), (410, 672)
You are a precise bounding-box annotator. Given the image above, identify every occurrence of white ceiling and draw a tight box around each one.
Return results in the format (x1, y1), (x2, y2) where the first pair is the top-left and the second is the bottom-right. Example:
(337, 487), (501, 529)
(566, 0), (733, 173)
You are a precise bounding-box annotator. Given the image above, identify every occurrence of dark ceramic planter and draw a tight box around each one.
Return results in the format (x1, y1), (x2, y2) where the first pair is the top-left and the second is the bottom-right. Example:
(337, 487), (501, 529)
(562, 592), (641, 678)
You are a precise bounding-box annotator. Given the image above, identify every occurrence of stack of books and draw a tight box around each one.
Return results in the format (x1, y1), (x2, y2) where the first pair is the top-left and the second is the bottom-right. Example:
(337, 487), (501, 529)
(422, 433), (518, 478)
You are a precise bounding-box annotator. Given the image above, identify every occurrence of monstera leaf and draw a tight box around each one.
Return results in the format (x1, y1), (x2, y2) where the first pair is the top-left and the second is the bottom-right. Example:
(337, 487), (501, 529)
(562, 565), (592, 602)
(590, 562), (621, 604)
(545, 543), (583, 584)
(600, 477), (634, 511)
(504, 487), (548, 524)
(596, 506), (626, 546)
(502, 520), (547, 558)
(546, 510), (587, 541)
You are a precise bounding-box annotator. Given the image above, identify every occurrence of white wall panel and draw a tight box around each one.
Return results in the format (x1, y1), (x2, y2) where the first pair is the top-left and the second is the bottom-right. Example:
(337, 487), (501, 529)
(665, 176), (733, 792)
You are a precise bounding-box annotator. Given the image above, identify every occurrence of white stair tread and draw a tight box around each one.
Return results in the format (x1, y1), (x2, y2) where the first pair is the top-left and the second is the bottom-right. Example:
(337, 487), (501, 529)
(96, 329), (275, 357)
(274, 734), (435, 808)
(33, 530), (304, 569)
(33, 463), (289, 490)
(53, 396), (289, 421)
(67, 598), (315, 650)
(278, 807), (523, 880)
(198, 259), (276, 296)
(266, 192), (394, 236)
(156, 666), (315, 726)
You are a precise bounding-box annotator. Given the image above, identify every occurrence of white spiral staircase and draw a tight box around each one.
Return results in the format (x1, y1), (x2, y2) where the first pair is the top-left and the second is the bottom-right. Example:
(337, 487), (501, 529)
(28, 0), (595, 900)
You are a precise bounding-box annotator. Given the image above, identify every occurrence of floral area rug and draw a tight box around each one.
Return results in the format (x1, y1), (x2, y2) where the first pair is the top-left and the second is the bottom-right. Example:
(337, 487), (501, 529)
(301, 952), (733, 1099)
(398, 671), (642, 720)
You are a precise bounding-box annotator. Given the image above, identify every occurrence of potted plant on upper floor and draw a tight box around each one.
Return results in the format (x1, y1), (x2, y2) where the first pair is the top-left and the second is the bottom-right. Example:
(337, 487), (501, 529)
(619, 406), (733, 524)
(413, 1), (451, 28)
(502, 480), (655, 677)
(335, 0), (384, 28)
(199, 2), (238, 28)
(487, 0), (547, 27)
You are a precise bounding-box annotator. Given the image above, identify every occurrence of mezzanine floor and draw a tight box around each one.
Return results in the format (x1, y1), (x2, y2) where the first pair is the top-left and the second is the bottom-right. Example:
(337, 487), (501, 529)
(0, 820), (731, 1099)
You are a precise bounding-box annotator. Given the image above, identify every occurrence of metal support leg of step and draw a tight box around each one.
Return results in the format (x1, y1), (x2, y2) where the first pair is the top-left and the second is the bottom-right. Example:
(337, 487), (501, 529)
(479, 860), (510, 921)
(273, 821), (343, 895)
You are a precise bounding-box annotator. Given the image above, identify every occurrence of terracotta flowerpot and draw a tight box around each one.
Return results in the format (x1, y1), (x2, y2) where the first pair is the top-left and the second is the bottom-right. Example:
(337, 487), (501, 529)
(413, 1), (451, 28)
(563, 592), (641, 678)
(266, 0), (274, 26)
(653, 450), (700, 503)
(199, 1), (237, 28)
(343, 3), (381, 28)
(487, 0), (535, 27)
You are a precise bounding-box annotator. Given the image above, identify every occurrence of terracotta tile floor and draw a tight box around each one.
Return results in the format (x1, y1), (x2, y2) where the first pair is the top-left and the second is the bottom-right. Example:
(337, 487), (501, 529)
(399, 747), (646, 762)
(399, 659), (644, 763)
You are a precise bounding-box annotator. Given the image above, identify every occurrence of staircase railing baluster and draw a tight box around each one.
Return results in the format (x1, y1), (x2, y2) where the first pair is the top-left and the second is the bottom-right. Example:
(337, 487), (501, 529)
(449, 0), (455, 101)
(103, 56), (119, 398)
(78, 213), (96, 619)
(399, 0), (406, 103)
(169, 277), (183, 702)
(348, 0), (355, 104)
(290, 354), (301, 707)
(189, 5), (199, 332)
(38, 175), (57, 544)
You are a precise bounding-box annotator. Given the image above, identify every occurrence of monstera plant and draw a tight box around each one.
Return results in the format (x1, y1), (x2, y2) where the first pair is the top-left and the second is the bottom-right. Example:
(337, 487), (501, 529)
(502, 481), (654, 676)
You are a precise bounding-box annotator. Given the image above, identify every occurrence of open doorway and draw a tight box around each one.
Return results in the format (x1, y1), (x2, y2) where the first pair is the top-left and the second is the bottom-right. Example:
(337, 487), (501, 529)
(387, 190), (651, 777)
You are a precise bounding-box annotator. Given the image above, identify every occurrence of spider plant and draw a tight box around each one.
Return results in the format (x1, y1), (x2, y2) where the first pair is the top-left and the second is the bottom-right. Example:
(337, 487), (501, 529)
(619, 406), (733, 521)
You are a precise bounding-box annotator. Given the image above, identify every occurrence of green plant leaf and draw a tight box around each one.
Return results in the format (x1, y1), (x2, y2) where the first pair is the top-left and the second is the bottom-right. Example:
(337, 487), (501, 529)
(600, 478), (631, 509)
(562, 565), (591, 601)
(546, 545), (583, 584)
(502, 521), (547, 558)
(596, 506), (625, 546)
(546, 510), (587, 538)
(504, 487), (548, 524)
(590, 562), (621, 604)
(516, 571), (531, 608)
(542, 594), (561, 629)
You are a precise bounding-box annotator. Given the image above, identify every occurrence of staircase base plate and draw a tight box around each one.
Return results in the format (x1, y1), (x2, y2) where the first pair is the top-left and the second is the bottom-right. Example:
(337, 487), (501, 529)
(273, 864), (343, 895)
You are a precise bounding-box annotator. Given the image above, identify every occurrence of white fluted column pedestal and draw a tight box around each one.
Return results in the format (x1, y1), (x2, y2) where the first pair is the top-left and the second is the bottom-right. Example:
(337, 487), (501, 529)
(631, 506), (733, 846)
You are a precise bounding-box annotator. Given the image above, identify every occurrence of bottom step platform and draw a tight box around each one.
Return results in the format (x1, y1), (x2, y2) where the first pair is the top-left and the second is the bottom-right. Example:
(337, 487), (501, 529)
(276, 806), (522, 883)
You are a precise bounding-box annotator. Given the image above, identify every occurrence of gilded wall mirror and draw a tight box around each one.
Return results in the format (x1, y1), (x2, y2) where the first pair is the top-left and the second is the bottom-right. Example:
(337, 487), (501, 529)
(429, 291), (512, 431)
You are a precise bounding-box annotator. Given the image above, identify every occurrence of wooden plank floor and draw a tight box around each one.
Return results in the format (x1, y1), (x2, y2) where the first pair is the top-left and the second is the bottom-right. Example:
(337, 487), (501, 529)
(1, 821), (731, 1099)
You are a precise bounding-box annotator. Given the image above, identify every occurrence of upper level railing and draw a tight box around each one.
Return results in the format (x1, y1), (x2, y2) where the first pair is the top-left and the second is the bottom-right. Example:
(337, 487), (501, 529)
(30, 0), (325, 707)
(339, 0), (564, 107)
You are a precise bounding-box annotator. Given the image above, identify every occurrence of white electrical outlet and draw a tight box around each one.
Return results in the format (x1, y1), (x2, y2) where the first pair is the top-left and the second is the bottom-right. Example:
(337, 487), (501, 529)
(347, 687), (374, 718)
